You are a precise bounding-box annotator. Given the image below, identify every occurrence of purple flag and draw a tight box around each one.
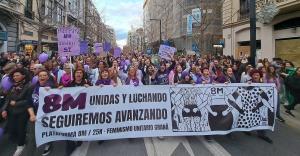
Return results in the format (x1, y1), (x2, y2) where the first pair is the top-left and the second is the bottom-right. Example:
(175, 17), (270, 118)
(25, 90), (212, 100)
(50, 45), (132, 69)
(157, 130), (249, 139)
(80, 41), (88, 54)
(57, 27), (80, 57)
(103, 42), (111, 52)
(114, 47), (122, 58)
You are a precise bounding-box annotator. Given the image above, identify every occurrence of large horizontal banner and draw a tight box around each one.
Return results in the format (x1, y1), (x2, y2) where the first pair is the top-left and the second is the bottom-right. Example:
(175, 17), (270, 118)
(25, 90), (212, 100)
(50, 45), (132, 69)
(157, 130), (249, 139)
(36, 84), (277, 146)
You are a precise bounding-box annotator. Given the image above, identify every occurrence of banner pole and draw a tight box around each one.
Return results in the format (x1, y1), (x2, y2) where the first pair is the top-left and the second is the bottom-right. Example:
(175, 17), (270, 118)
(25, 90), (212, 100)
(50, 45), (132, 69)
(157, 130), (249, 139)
(69, 55), (73, 81)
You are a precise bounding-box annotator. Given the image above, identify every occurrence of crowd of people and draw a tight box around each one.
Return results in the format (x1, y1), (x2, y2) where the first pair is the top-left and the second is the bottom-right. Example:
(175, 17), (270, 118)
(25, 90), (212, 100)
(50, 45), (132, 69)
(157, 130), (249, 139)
(0, 51), (299, 156)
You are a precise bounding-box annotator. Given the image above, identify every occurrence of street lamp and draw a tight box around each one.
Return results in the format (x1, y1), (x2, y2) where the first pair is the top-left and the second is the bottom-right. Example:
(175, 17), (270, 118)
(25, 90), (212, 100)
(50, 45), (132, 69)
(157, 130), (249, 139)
(250, 0), (256, 66)
(150, 18), (162, 44)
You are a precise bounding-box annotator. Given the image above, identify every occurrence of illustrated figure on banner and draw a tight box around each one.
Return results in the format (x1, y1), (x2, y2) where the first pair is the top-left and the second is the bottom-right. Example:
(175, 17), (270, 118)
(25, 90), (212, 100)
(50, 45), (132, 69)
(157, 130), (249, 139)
(222, 86), (275, 129)
(171, 87), (217, 132)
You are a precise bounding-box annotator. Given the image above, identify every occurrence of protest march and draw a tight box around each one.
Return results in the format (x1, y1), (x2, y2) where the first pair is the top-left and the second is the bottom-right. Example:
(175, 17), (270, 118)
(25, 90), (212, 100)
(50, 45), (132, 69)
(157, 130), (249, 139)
(0, 26), (299, 156)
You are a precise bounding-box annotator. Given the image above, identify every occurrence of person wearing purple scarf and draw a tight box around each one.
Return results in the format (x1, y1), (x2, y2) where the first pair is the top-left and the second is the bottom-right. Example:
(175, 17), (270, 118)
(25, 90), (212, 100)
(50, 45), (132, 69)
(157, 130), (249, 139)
(201, 67), (214, 84)
(95, 69), (114, 86)
(126, 66), (143, 86)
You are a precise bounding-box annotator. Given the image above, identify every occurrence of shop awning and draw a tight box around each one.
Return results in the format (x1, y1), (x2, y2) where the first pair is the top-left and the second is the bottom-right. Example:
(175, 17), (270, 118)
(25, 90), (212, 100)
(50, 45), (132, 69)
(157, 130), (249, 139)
(20, 40), (38, 45)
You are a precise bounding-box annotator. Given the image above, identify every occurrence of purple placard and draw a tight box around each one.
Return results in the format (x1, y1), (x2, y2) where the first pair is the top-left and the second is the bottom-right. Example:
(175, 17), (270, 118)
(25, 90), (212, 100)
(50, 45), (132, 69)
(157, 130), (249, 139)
(103, 42), (111, 52)
(158, 45), (176, 60)
(80, 41), (88, 54)
(57, 27), (80, 57)
(94, 43), (104, 56)
(114, 47), (122, 58)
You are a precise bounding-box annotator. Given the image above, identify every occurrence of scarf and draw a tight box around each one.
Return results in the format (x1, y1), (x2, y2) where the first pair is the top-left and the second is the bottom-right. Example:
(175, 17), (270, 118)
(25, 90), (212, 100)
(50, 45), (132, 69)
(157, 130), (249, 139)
(32, 81), (53, 107)
(125, 77), (139, 86)
(201, 75), (213, 84)
(61, 73), (72, 87)
(96, 79), (111, 86)
(11, 79), (26, 95)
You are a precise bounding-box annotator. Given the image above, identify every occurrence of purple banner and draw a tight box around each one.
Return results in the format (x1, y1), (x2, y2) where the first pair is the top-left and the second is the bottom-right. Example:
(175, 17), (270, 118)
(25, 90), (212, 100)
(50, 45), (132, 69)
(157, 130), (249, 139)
(80, 41), (88, 54)
(103, 42), (111, 52)
(114, 47), (122, 58)
(57, 27), (80, 57)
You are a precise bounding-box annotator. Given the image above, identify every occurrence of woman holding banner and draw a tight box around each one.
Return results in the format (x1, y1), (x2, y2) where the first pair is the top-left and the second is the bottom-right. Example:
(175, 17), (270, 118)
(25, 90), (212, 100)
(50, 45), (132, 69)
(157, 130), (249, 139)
(65, 67), (91, 156)
(31, 70), (58, 156)
(263, 65), (285, 122)
(95, 69), (115, 86)
(119, 66), (143, 86)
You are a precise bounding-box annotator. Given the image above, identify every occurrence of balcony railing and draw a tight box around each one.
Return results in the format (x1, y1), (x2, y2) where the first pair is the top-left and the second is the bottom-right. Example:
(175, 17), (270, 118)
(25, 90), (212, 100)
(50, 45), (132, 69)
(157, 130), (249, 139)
(238, 9), (250, 21)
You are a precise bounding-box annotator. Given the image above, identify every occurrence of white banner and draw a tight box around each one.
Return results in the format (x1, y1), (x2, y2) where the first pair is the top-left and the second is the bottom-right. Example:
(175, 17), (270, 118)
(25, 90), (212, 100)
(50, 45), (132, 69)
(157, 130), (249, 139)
(36, 84), (277, 146)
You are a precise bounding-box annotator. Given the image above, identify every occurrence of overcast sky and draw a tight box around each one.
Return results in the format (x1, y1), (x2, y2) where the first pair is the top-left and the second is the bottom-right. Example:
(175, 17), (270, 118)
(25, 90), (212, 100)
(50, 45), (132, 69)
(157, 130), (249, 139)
(93, 0), (144, 47)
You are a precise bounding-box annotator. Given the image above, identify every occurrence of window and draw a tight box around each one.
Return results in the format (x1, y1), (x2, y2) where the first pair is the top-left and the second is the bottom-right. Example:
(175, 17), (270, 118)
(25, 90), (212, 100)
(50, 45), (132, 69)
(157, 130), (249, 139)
(25, 0), (34, 19)
(239, 0), (250, 20)
(57, 7), (63, 23)
(26, 0), (33, 11)
(47, 0), (53, 18)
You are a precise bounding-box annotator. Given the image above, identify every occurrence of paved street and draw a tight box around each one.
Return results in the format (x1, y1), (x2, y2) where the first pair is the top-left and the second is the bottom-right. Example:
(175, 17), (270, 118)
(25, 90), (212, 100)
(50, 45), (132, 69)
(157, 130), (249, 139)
(1, 105), (300, 156)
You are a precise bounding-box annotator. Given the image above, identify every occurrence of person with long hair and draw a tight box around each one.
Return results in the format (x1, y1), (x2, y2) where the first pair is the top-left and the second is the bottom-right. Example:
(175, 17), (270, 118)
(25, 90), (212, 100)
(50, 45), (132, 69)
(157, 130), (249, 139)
(108, 59), (122, 85)
(123, 66), (143, 86)
(143, 65), (158, 85)
(179, 71), (194, 84)
(70, 68), (91, 87)
(263, 65), (285, 122)
(1, 68), (32, 156)
(65, 68), (90, 156)
(156, 60), (176, 85)
(214, 67), (227, 83)
(95, 69), (115, 86)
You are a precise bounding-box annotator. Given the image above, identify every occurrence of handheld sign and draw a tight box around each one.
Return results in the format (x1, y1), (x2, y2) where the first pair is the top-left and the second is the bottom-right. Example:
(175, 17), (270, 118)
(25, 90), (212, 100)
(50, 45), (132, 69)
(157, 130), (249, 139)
(158, 45), (176, 61)
(94, 43), (104, 56)
(58, 27), (80, 57)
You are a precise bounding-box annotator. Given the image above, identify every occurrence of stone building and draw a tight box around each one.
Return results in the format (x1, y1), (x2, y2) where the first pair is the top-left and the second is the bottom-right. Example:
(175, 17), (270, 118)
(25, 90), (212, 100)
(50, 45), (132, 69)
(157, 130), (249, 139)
(222, 0), (300, 65)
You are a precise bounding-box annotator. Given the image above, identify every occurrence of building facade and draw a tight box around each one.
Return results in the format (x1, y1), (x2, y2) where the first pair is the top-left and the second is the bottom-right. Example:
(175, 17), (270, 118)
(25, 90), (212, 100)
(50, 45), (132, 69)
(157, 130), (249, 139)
(0, 0), (114, 55)
(0, 0), (21, 53)
(223, 0), (300, 66)
(127, 27), (145, 52)
(143, 0), (223, 54)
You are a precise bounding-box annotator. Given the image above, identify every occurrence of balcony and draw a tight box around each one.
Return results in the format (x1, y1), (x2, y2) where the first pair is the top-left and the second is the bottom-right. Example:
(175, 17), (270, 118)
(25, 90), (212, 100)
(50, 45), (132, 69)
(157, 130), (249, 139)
(0, 0), (21, 15)
(274, 0), (300, 15)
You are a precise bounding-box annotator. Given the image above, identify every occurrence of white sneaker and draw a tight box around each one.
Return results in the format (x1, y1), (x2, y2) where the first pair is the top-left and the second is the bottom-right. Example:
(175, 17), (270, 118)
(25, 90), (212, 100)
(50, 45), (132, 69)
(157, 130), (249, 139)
(42, 144), (52, 156)
(158, 136), (165, 140)
(13, 146), (25, 156)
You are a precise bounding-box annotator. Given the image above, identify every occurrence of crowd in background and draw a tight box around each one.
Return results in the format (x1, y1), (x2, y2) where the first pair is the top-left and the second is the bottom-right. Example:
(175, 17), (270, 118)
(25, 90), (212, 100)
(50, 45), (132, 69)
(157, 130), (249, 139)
(0, 51), (299, 156)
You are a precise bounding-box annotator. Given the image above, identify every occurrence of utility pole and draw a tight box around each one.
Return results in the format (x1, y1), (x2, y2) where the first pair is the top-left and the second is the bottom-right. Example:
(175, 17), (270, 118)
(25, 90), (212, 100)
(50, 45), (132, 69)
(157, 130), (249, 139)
(250, 0), (256, 66)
